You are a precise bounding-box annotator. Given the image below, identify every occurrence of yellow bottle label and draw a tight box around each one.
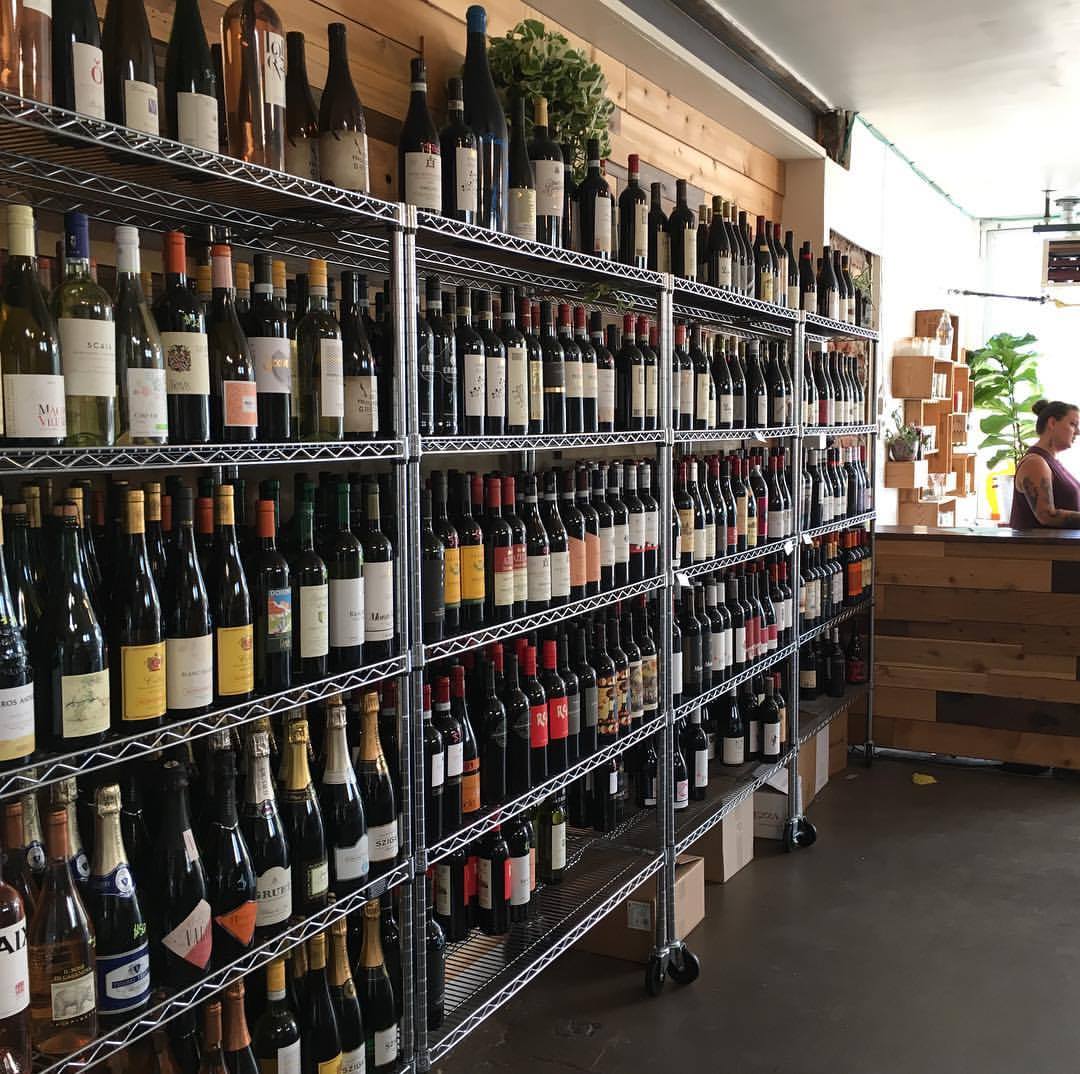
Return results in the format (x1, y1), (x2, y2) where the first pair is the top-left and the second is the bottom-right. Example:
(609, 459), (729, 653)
(317, 1056), (342, 1074)
(444, 546), (461, 606)
(460, 543), (485, 602)
(121, 641), (166, 721)
(216, 624), (254, 696)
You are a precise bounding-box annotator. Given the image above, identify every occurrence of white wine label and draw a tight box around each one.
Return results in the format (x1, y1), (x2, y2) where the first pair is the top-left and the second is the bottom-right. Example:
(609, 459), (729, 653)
(718, 391), (734, 425)
(341, 1048), (365, 1074)
(675, 778), (689, 807)
(455, 146), (479, 212)
(463, 352), (484, 417)
(634, 202), (648, 259)
(61, 667), (109, 738)
(299, 584), (329, 659)
(0, 682), (33, 762)
(161, 899), (211, 968)
(616, 522), (630, 564)
(827, 291), (840, 321)
(695, 372), (711, 420)
(368, 819), (398, 863)
(344, 375), (378, 434)
(533, 159), (563, 217)
(319, 338), (345, 419)
(764, 724), (780, 755)
(165, 632), (213, 710)
(333, 835), (369, 881)
(631, 363), (645, 417)
(527, 551), (550, 602)
(374, 1026), (398, 1067)
(644, 507), (660, 550)
(320, 130), (370, 193)
(599, 526), (614, 570)
(509, 854), (530, 906)
(598, 367), (615, 423)
(445, 741), (463, 778)
(582, 356), (597, 403)
(255, 865), (291, 927)
(71, 42), (105, 119)
(161, 331), (210, 396)
(645, 362), (657, 418)
(593, 196), (612, 255)
(788, 284), (800, 309)
(125, 366), (167, 438)
(550, 820), (566, 869)
(364, 559), (394, 642)
(4, 373), (66, 438)
(694, 749), (709, 788)
(477, 856), (493, 909)
(0, 920), (27, 1020)
(564, 357), (583, 399)
(263, 30), (286, 108)
(430, 749), (444, 789)
(657, 231), (670, 273)
(405, 150), (442, 212)
(177, 91), (218, 153)
(50, 967), (95, 1023)
(329, 576), (365, 648)
(22, 0), (50, 15)
(98, 943), (150, 1014)
(486, 354), (505, 418)
(60, 318), (116, 398)
(628, 511), (645, 553)
(276, 1040), (302, 1074)
(748, 720), (760, 754)
(508, 187), (536, 241)
(285, 136), (320, 182)
(715, 253), (732, 288)
(250, 336), (292, 395)
(528, 358), (543, 421)
(307, 859), (330, 900)
(679, 368), (693, 419)
(435, 864), (452, 915)
(506, 345), (528, 427)
(123, 79), (159, 135)
(682, 226), (697, 279)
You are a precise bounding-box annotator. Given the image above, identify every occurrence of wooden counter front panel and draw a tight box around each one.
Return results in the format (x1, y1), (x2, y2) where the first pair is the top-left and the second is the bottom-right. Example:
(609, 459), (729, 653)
(856, 536), (1080, 769)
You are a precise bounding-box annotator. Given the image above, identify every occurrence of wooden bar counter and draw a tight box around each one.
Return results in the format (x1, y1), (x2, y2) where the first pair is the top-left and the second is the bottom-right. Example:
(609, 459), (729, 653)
(855, 525), (1080, 768)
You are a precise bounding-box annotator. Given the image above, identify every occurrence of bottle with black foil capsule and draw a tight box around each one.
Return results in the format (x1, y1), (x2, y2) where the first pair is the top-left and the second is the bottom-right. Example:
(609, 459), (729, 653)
(462, 5), (508, 232)
(439, 77), (478, 224)
(528, 97), (563, 246)
(326, 918), (364, 1074)
(251, 499), (292, 693)
(506, 97), (536, 241)
(399, 57), (442, 213)
(538, 301), (565, 433)
(85, 783), (149, 1027)
(478, 658), (507, 808)
(431, 676), (462, 835)
(241, 729), (291, 943)
(301, 931), (342, 1074)
(279, 716), (329, 916)
(320, 698), (369, 894)
(577, 138), (613, 259)
(326, 481), (365, 672)
(619, 154), (649, 268)
(360, 480), (395, 661)
(318, 22), (370, 193)
(668, 180), (697, 280)
(357, 899), (398, 1071)
(355, 690), (399, 878)
(450, 664), (481, 831)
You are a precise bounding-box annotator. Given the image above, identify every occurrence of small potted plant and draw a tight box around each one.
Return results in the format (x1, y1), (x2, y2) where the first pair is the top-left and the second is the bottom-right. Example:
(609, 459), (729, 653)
(884, 407), (926, 461)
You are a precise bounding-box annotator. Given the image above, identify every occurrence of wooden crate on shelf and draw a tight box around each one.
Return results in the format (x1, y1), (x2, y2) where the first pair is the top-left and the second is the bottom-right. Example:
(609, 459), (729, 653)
(914, 309), (960, 361)
(953, 363), (972, 413)
(953, 449), (976, 496)
(897, 496), (957, 528)
(892, 355), (937, 399)
(884, 459), (929, 488)
(950, 412), (969, 445)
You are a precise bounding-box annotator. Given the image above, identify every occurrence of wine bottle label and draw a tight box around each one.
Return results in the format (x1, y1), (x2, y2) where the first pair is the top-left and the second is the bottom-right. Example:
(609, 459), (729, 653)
(616, 521), (630, 565)
(329, 576), (365, 648)
(222, 378), (258, 426)
(459, 544), (484, 603)
(547, 695), (568, 741)
(533, 160), (563, 217)
(566, 535), (585, 591)
(592, 196), (612, 255)
(59, 318), (116, 398)
(319, 338), (345, 418)
(598, 367), (615, 423)
(693, 748), (709, 788)
(123, 79), (159, 135)
(722, 735), (744, 765)
(492, 546), (514, 608)
(564, 356), (582, 400)
(629, 661), (643, 716)
(508, 187), (536, 241)
(477, 856), (493, 908)
(345, 375), (378, 433)
(307, 859), (330, 900)
(444, 546), (461, 607)
(462, 351), (484, 418)
(61, 667), (109, 739)
(763, 723), (781, 756)
(333, 834), (370, 880)
(254, 865), (291, 927)
(363, 560), (394, 642)
(263, 30), (286, 108)
(405, 150), (443, 213)
(124, 366), (168, 438)
(581, 684), (598, 729)
(596, 675), (616, 736)
(675, 778), (689, 807)
(71, 42), (105, 119)
(121, 641), (166, 721)
(299, 584), (330, 659)
(631, 364), (645, 417)
(455, 146), (479, 212)
(92, 939), (149, 1016)
(275, 1039), (302, 1074)
(749, 720), (761, 753)
(340, 1048), (364, 1074)
(161, 331), (210, 396)
(285, 135), (320, 181)
(599, 525), (614, 570)
(430, 748), (445, 790)
(317, 1056), (342, 1074)
(216, 624), (254, 696)
(582, 355), (597, 402)
(0, 919), (27, 1020)
(550, 820), (566, 869)
(0, 682), (33, 762)
(250, 336), (292, 395)
(445, 741), (463, 778)
(634, 203), (648, 259)
(47, 966), (95, 1024)
(367, 817), (398, 866)
(682, 227), (697, 279)
(715, 253), (732, 288)
(162, 899), (212, 969)
(679, 368), (693, 419)
(657, 232), (670, 273)
(4, 373), (66, 438)
(375, 1026), (398, 1067)
(166, 632), (213, 710)
(694, 373), (710, 420)
(643, 655), (658, 711)
(263, 587), (293, 653)
(485, 353), (505, 419)
(584, 531), (600, 583)
(177, 91), (218, 153)
(461, 762), (480, 813)
(435, 864), (452, 916)
(646, 363), (657, 418)
(510, 853), (530, 905)
(628, 511), (645, 554)
(320, 130), (370, 193)
(670, 653), (682, 697)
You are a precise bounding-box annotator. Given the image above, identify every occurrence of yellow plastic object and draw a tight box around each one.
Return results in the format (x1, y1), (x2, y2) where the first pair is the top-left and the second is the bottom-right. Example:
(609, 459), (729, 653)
(912, 772), (938, 786)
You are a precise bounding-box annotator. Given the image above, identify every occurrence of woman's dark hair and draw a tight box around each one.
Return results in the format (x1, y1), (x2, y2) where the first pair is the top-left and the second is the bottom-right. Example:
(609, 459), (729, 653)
(1033, 399), (1079, 433)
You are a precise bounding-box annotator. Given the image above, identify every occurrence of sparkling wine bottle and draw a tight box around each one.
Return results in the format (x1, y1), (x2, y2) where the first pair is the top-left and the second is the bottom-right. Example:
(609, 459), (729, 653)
(319, 698), (369, 895)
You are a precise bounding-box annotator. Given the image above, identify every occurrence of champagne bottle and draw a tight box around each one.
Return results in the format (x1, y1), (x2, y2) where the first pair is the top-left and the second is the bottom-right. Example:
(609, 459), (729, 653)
(399, 57), (442, 213)
(253, 958), (301, 1070)
(301, 932), (341, 1074)
(320, 698), (369, 895)
(213, 484), (254, 703)
(207, 245), (257, 443)
(280, 716), (329, 915)
(297, 259), (344, 441)
(356, 899), (397, 1071)
(462, 5), (507, 232)
(0, 499), (33, 770)
(52, 212), (117, 447)
(1, 801), (35, 919)
(1, 206), (65, 444)
(164, 0), (219, 151)
(284, 32), (320, 180)
(199, 1000), (227, 1074)
(223, 980), (258, 1074)
(355, 689), (398, 879)
(101, 0), (159, 134)
(251, 499), (292, 693)
(85, 783), (149, 1026)
(318, 23), (370, 193)
(328, 918), (364, 1074)
(50, 779), (88, 891)
(27, 808), (96, 1056)
(246, 253), (292, 440)
(52, 0), (103, 118)
(154, 231), (211, 444)
(0, 814), (29, 1072)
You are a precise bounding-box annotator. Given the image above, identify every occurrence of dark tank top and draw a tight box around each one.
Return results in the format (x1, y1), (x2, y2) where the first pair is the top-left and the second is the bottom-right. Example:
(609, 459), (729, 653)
(1009, 446), (1080, 527)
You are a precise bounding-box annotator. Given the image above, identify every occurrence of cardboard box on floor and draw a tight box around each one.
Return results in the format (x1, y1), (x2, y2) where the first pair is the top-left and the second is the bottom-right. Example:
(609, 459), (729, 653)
(686, 793), (754, 882)
(829, 713), (849, 775)
(574, 855), (705, 964)
(756, 726), (833, 838)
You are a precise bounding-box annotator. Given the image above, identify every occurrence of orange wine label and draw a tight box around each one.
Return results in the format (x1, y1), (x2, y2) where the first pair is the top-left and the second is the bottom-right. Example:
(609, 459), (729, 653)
(214, 900), (256, 946)
(461, 761), (480, 813)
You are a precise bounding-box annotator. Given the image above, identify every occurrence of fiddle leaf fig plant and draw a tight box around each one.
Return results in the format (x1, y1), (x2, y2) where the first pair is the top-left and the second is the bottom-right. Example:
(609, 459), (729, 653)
(968, 332), (1043, 471)
(487, 19), (614, 181)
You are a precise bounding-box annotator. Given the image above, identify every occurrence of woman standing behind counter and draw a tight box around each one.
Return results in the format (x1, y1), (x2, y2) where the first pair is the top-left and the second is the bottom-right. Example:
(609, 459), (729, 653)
(1010, 399), (1080, 528)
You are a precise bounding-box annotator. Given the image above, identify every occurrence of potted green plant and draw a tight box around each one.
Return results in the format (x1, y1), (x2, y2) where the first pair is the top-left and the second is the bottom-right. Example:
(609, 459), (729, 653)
(884, 407), (927, 462)
(968, 331), (1043, 470)
(487, 19), (615, 180)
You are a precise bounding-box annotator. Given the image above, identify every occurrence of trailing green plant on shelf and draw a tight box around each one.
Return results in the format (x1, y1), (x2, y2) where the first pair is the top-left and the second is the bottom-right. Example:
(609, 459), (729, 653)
(883, 407), (928, 461)
(487, 19), (614, 181)
(968, 331), (1043, 470)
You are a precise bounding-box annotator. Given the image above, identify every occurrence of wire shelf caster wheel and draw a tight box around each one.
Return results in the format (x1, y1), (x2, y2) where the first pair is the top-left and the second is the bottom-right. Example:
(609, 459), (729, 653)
(784, 815), (817, 851)
(863, 741), (875, 769)
(668, 945), (700, 986)
(645, 952), (666, 996)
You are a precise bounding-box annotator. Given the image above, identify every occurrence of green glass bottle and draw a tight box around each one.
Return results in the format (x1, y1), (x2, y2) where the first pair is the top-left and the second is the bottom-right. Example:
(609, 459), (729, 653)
(296, 258), (344, 442)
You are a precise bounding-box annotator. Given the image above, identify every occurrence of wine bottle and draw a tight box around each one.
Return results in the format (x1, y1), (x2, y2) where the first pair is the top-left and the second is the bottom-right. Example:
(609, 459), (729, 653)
(439, 76), (478, 223)
(52, 0), (103, 117)
(325, 481), (364, 672)
(354, 689), (398, 877)
(619, 154), (649, 268)
(318, 23), (370, 193)
(0, 500), (33, 770)
(279, 716), (329, 915)
(577, 139), (613, 258)
(424, 876), (446, 1029)
(430, 473), (460, 637)
(399, 57), (442, 213)
(668, 179), (697, 280)
(537, 300), (565, 433)
(2, 801), (36, 917)
(199, 1000), (228, 1074)
(28, 807), (96, 1056)
(284, 31), (320, 180)
(53, 212), (116, 447)
(251, 499), (292, 693)
(253, 958), (301, 1070)
(245, 253), (291, 440)
(360, 481), (394, 661)
(506, 97), (536, 241)
(328, 918), (364, 1074)
(462, 5), (508, 231)
(222, 980), (258, 1074)
(528, 97), (562, 245)
(50, 779), (88, 894)
(289, 499), (328, 684)
(419, 489), (445, 644)
(340, 270), (379, 440)
(101, 0), (159, 134)
(297, 259), (344, 441)
(207, 244), (257, 443)
(356, 899), (398, 1071)
(319, 698), (369, 894)
(537, 793), (566, 884)
(0, 814), (29, 1071)
(164, 0), (218, 151)
(301, 932), (342, 1074)
(211, 484), (254, 703)
(647, 182), (669, 272)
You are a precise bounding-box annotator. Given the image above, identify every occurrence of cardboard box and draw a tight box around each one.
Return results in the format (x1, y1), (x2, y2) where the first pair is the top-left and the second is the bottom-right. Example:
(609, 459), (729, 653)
(687, 794), (754, 883)
(814, 726), (830, 796)
(575, 855), (705, 964)
(753, 764), (803, 839)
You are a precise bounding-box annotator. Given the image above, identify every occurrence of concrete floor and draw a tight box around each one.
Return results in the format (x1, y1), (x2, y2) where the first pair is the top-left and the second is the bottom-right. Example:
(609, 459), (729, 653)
(437, 756), (1080, 1074)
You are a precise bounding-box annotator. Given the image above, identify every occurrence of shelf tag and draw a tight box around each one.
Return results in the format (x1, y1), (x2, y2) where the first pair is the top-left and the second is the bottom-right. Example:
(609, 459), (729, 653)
(783, 540), (795, 555)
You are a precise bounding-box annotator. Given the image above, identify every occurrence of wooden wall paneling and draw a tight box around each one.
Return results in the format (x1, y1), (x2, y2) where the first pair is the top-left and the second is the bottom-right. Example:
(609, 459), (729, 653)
(874, 556), (1052, 592)
(874, 617), (1080, 657)
(874, 636), (1078, 679)
(936, 691), (1080, 739)
(876, 585), (1080, 626)
(869, 685), (937, 721)
(875, 662), (1080, 704)
(875, 539), (947, 560)
(944, 540), (1080, 562)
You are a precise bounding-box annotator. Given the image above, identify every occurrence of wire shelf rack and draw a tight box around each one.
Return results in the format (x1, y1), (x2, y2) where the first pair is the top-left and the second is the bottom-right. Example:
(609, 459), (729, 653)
(0, 655), (408, 801)
(670, 279), (800, 329)
(801, 510), (876, 540)
(422, 576), (665, 662)
(674, 535), (793, 581)
(672, 425), (798, 443)
(804, 313), (879, 341)
(802, 424), (878, 438)
(798, 599), (873, 647)
(420, 429), (665, 454)
(673, 641), (798, 721)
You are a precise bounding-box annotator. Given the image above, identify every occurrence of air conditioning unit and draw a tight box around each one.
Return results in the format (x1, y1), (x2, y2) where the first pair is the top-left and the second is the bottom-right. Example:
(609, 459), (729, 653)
(1041, 238), (1080, 287)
